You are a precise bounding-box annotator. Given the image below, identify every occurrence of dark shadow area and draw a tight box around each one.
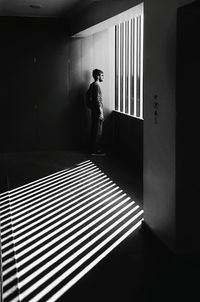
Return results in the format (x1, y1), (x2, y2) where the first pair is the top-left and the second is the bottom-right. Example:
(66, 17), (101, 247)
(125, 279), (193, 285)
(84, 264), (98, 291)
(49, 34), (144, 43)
(142, 224), (200, 302)
(99, 111), (143, 207)
(0, 152), (88, 191)
(63, 73), (91, 152)
(176, 1), (200, 253)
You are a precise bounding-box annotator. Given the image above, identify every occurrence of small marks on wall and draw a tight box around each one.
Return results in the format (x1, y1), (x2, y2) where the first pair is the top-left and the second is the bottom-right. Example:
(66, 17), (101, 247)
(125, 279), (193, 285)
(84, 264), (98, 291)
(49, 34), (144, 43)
(153, 94), (159, 124)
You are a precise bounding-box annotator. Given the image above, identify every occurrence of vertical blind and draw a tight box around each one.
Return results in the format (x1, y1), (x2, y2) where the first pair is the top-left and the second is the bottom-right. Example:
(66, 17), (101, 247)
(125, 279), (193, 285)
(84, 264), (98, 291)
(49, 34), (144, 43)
(115, 14), (144, 119)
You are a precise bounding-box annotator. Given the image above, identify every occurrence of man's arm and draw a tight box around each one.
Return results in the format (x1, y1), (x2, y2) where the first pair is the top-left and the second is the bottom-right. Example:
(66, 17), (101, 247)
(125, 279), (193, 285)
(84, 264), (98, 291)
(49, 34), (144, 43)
(92, 84), (102, 117)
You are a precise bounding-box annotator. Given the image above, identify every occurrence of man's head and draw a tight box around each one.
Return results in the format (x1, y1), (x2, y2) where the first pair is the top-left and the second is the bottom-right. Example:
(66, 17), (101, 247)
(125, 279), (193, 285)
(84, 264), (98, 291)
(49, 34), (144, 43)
(92, 69), (104, 82)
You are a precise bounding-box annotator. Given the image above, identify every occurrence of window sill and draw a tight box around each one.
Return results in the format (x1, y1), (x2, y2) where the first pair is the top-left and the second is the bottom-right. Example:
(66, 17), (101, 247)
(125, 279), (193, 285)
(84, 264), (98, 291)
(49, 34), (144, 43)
(113, 110), (144, 121)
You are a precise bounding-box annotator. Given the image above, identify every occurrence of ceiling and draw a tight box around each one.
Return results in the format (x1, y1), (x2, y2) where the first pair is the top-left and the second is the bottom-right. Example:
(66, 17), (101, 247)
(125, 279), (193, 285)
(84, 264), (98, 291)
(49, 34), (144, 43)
(0, 0), (101, 19)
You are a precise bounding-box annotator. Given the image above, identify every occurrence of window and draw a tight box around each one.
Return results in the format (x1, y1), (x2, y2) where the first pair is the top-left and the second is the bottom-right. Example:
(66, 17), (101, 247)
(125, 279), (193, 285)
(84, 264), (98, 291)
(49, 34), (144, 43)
(115, 13), (144, 119)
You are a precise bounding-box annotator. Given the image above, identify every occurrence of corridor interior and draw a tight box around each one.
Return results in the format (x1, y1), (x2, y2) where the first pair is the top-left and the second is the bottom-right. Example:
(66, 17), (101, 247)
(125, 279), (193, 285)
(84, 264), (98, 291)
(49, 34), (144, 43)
(0, 151), (198, 302)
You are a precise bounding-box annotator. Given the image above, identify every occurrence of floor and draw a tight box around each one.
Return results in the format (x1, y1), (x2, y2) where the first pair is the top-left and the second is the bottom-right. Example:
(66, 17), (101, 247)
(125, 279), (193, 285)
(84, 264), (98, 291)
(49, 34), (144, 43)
(0, 151), (199, 302)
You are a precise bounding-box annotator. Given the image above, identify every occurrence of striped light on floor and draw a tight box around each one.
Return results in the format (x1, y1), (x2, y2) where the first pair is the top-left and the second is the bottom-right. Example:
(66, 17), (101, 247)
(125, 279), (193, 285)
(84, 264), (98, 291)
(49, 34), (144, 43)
(0, 160), (143, 302)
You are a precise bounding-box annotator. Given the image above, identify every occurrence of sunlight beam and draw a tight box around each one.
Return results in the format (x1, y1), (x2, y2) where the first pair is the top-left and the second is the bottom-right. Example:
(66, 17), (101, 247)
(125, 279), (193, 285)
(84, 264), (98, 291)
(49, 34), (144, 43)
(49, 219), (143, 302)
(1, 159), (144, 302)
(23, 210), (143, 302)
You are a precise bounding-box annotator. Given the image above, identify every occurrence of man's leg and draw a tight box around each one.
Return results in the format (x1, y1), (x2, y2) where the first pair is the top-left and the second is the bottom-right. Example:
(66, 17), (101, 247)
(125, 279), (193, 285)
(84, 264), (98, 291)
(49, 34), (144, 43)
(90, 118), (104, 154)
(90, 118), (99, 153)
(96, 119), (103, 151)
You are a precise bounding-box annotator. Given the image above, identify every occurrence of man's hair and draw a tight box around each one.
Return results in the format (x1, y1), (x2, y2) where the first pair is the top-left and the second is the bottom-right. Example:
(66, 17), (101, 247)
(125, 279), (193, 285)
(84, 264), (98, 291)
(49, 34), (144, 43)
(92, 69), (103, 80)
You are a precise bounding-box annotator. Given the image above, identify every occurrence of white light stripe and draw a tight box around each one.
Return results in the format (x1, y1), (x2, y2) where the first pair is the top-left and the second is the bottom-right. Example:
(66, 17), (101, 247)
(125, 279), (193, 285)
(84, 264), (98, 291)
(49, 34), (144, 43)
(0, 203), (10, 215)
(0, 213), (10, 223)
(1, 175), (109, 237)
(134, 17), (137, 116)
(0, 218), (12, 231)
(1, 238), (13, 254)
(1, 183), (114, 255)
(3, 195), (130, 287)
(0, 191), (9, 196)
(140, 14), (144, 119)
(2, 257), (16, 269)
(137, 16), (140, 117)
(123, 21), (126, 113)
(2, 189), (111, 257)
(2, 186), (119, 261)
(0, 191), (8, 197)
(131, 18), (134, 114)
(2, 219), (142, 302)
(3, 285), (18, 299)
(10, 178), (112, 235)
(13, 184), (118, 249)
(2, 263), (17, 278)
(8, 162), (95, 201)
(1, 159), (144, 302)
(10, 160), (92, 194)
(24, 210), (143, 302)
(1, 166), (99, 218)
(1, 164), (98, 214)
(2, 274), (18, 288)
(2, 164), (96, 210)
(0, 160), (92, 202)
(1, 235), (13, 251)
(1, 172), (106, 233)
(48, 219), (143, 302)
(18, 197), (134, 285)
(128, 19), (131, 115)
(20, 207), (141, 301)
(14, 188), (121, 258)
(2, 262), (16, 273)
(118, 24), (121, 110)
(125, 20), (129, 113)
(0, 180), (111, 249)
(0, 195), (9, 204)
(2, 179), (112, 249)
(0, 171), (98, 221)
(77, 160), (91, 166)
(2, 189), (122, 278)
(0, 161), (94, 212)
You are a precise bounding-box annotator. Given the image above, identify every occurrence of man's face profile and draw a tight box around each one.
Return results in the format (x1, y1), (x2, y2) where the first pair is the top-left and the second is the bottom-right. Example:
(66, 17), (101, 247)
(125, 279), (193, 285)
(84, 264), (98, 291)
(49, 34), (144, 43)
(99, 73), (104, 82)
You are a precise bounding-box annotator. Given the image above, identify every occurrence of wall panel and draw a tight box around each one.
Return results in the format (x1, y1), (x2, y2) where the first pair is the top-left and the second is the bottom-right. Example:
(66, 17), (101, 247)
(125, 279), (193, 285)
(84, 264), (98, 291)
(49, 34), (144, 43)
(0, 18), (70, 151)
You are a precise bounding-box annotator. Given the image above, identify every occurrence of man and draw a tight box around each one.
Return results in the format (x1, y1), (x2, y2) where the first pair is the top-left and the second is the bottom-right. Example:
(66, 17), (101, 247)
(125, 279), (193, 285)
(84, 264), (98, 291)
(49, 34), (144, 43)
(88, 69), (105, 155)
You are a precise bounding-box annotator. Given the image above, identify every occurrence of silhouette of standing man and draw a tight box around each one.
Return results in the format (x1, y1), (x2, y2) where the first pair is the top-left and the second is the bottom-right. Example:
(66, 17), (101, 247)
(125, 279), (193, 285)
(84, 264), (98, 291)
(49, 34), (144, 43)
(88, 69), (105, 155)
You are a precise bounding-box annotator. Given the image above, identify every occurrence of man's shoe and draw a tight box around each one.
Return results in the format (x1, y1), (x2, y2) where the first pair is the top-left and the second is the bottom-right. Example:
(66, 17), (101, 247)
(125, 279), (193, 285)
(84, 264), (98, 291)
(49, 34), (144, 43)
(91, 150), (106, 156)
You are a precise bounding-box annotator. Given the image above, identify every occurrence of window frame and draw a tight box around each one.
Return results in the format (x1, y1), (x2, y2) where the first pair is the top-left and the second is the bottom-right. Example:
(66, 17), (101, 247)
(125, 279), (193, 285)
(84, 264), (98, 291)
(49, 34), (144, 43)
(115, 11), (144, 119)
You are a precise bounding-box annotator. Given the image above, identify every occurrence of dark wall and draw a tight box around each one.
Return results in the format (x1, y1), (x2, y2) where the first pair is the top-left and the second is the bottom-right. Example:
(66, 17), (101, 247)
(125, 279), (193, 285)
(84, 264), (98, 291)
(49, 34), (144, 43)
(0, 17), (87, 152)
(110, 111), (143, 169)
(176, 3), (200, 253)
